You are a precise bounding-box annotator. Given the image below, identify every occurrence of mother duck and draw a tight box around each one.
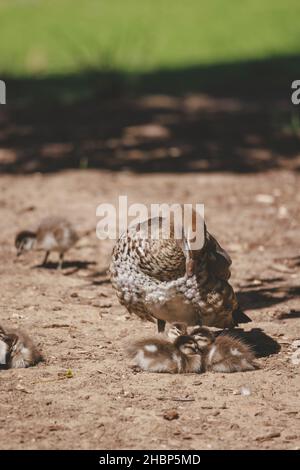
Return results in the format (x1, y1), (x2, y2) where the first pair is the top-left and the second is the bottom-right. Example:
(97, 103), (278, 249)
(110, 210), (250, 332)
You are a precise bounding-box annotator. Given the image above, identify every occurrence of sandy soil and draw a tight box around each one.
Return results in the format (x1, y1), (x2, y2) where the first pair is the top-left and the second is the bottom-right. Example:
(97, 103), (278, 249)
(0, 168), (299, 450)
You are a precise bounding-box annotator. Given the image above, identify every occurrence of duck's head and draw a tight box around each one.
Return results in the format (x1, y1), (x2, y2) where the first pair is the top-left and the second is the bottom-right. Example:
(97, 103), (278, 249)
(175, 335), (200, 355)
(15, 231), (36, 256)
(190, 326), (215, 351)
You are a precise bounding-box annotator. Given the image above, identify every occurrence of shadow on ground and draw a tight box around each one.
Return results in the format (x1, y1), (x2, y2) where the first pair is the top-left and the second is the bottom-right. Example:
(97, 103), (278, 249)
(32, 260), (96, 274)
(237, 285), (300, 312)
(220, 328), (281, 358)
(0, 55), (300, 174)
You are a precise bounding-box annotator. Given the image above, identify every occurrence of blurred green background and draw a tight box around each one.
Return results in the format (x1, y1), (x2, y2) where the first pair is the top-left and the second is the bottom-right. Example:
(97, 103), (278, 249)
(0, 0), (299, 173)
(1, 0), (300, 75)
(0, 0), (300, 101)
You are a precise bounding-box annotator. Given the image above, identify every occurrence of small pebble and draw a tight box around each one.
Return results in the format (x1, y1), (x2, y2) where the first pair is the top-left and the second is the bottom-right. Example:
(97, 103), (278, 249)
(234, 387), (251, 396)
(255, 194), (274, 204)
(163, 409), (179, 421)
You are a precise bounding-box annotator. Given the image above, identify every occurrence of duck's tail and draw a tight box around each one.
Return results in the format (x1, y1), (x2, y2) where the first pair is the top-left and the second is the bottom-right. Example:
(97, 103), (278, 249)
(232, 307), (252, 325)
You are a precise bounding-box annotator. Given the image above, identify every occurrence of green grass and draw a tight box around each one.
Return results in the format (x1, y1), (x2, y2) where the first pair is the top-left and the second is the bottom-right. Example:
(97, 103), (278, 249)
(0, 0), (300, 77)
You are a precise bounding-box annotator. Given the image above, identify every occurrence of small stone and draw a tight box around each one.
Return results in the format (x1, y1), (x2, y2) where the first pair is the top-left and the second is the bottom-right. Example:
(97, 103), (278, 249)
(163, 409), (179, 421)
(12, 313), (24, 319)
(255, 431), (281, 441)
(230, 423), (240, 430)
(291, 351), (300, 365)
(234, 387), (251, 396)
(291, 340), (300, 350)
(15, 385), (31, 394)
(123, 391), (134, 398)
(285, 434), (298, 440)
(278, 206), (288, 219)
(255, 194), (274, 204)
(240, 387), (251, 396)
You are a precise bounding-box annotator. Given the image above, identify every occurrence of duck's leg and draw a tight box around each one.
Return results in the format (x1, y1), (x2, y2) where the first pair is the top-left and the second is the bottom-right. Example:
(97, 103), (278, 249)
(42, 251), (50, 266)
(58, 253), (64, 270)
(157, 319), (166, 333)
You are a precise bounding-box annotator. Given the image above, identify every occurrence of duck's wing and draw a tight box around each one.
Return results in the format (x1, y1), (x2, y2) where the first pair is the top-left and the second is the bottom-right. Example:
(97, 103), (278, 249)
(126, 217), (186, 281)
(127, 304), (156, 324)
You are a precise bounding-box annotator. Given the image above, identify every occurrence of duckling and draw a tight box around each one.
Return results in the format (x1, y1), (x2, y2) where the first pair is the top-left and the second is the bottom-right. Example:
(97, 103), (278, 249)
(110, 210), (251, 333)
(15, 216), (79, 269)
(0, 325), (43, 369)
(190, 326), (258, 373)
(128, 334), (201, 373)
(0, 326), (9, 367)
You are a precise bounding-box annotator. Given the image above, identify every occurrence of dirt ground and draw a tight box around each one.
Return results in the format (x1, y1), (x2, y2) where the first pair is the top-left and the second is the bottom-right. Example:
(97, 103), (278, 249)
(0, 166), (299, 450)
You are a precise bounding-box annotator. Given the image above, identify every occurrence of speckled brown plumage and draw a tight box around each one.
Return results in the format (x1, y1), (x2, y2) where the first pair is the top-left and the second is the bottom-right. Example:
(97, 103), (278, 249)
(110, 214), (251, 331)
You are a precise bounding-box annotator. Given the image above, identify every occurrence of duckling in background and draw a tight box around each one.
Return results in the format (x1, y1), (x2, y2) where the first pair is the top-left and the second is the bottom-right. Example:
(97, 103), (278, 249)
(190, 326), (258, 373)
(15, 216), (79, 269)
(0, 325), (43, 369)
(128, 334), (201, 374)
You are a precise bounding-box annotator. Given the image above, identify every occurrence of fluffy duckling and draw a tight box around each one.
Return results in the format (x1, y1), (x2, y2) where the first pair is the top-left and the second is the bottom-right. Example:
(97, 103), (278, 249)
(190, 326), (258, 373)
(128, 335), (201, 373)
(15, 216), (79, 269)
(0, 325), (43, 369)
